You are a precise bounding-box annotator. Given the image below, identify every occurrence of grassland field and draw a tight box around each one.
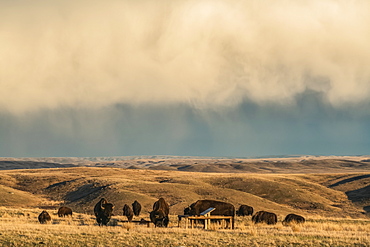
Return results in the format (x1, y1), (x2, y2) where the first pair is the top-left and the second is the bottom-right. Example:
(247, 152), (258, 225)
(0, 157), (369, 246)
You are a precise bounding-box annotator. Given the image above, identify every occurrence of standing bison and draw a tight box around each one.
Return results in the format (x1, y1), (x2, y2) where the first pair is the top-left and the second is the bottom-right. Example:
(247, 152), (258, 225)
(94, 198), (114, 226)
(150, 198), (169, 227)
(132, 200), (142, 217)
(38, 210), (51, 224)
(282, 213), (305, 225)
(184, 200), (235, 217)
(58, 206), (72, 217)
(252, 211), (277, 225)
(123, 204), (134, 222)
(184, 199), (235, 228)
(237, 205), (254, 216)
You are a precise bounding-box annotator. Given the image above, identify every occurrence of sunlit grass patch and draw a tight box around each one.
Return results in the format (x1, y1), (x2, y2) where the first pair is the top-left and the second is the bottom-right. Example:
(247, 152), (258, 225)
(0, 207), (369, 246)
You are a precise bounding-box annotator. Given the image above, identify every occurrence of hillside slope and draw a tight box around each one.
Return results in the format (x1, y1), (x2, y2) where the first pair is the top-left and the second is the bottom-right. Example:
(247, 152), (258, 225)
(0, 167), (368, 219)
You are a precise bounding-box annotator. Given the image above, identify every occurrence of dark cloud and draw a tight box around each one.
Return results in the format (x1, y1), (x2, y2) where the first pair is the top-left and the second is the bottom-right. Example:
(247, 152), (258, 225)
(1, 0), (370, 157)
(1, 94), (369, 157)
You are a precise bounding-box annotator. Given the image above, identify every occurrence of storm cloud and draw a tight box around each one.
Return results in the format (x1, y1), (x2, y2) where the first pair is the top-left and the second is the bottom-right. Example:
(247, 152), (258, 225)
(1, 0), (370, 157)
(1, 0), (370, 114)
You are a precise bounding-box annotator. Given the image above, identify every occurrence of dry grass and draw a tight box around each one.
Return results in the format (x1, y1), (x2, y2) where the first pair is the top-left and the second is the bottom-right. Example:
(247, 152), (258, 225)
(0, 166), (369, 246)
(0, 167), (368, 218)
(0, 207), (369, 247)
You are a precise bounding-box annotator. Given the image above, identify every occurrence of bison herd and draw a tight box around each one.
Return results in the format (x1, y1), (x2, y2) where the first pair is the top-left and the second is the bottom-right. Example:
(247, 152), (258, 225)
(37, 198), (305, 228)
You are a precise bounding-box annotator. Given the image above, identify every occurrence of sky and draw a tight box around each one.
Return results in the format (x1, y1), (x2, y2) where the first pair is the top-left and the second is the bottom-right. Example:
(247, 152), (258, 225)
(1, 0), (370, 157)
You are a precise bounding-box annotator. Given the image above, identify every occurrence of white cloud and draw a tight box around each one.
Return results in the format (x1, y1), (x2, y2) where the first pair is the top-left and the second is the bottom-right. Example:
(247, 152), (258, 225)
(1, 0), (370, 114)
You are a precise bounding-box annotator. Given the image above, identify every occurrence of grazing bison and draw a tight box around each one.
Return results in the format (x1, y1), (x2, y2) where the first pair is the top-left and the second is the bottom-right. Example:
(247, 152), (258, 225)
(123, 204), (134, 222)
(38, 210), (51, 224)
(252, 211), (277, 225)
(132, 200), (142, 216)
(184, 200), (235, 217)
(184, 199), (235, 228)
(150, 198), (169, 227)
(237, 205), (254, 216)
(94, 198), (114, 226)
(58, 206), (72, 217)
(282, 213), (305, 225)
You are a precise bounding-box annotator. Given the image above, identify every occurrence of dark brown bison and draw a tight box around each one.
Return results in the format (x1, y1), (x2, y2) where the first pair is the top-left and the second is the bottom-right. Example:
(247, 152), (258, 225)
(237, 205), (253, 216)
(184, 200), (235, 217)
(94, 198), (108, 216)
(38, 210), (51, 224)
(123, 204), (134, 222)
(150, 198), (169, 227)
(94, 198), (114, 226)
(132, 200), (142, 216)
(58, 206), (72, 217)
(252, 211), (277, 225)
(184, 199), (235, 228)
(282, 214), (305, 225)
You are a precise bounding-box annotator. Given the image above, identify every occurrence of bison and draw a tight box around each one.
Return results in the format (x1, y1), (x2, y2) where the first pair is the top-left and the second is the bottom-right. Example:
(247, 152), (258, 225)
(282, 213), (305, 225)
(94, 198), (114, 226)
(94, 198), (108, 216)
(58, 206), (72, 217)
(237, 205), (253, 216)
(123, 204), (134, 222)
(184, 200), (235, 217)
(150, 198), (169, 227)
(38, 210), (51, 224)
(252, 211), (277, 225)
(184, 199), (235, 228)
(132, 200), (142, 216)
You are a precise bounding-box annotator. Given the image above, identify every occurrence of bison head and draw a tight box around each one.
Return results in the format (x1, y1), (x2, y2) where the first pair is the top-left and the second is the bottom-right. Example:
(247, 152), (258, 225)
(184, 202), (197, 215)
(100, 203), (114, 225)
(184, 207), (191, 215)
(102, 203), (114, 215)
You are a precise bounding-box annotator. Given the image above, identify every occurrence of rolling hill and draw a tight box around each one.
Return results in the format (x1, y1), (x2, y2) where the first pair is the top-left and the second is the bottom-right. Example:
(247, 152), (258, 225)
(0, 160), (368, 220)
(1, 155), (370, 173)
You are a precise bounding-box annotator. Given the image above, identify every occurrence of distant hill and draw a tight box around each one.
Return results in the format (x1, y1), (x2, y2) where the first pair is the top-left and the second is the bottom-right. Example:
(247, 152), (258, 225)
(0, 160), (77, 170)
(1, 155), (370, 173)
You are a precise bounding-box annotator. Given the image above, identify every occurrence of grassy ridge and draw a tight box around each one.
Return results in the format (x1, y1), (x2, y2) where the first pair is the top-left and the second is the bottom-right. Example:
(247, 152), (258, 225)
(0, 207), (369, 247)
(0, 167), (368, 218)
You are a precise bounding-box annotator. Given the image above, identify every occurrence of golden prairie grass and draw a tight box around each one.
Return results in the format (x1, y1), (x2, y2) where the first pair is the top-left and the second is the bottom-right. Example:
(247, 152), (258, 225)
(1, 167), (367, 219)
(0, 167), (369, 246)
(0, 207), (369, 247)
